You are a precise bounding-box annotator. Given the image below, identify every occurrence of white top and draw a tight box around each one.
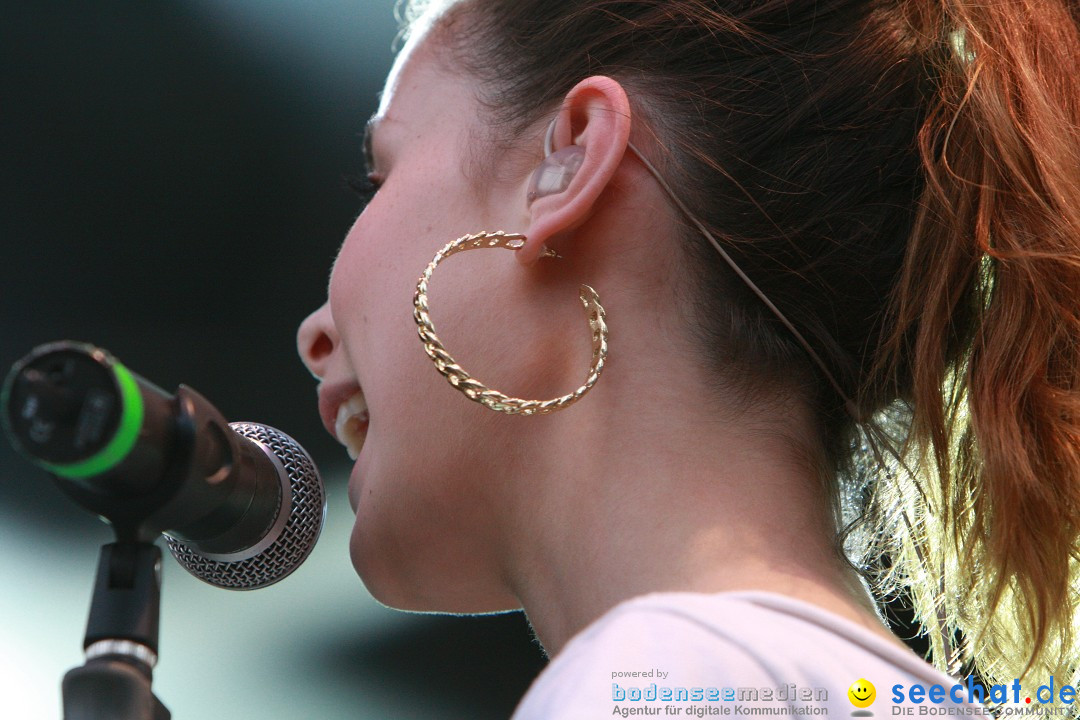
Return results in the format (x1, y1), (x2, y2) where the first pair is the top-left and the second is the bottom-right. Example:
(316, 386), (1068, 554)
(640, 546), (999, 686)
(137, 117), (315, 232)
(513, 591), (993, 719)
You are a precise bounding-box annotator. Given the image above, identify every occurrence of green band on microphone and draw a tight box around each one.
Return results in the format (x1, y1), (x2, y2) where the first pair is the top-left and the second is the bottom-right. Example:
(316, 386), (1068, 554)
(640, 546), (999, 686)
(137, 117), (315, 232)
(42, 362), (144, 479)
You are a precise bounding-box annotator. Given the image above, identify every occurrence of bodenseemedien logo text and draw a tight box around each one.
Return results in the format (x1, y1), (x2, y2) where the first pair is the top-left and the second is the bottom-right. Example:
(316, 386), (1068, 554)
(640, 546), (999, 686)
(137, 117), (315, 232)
(613, 683), (828, 703)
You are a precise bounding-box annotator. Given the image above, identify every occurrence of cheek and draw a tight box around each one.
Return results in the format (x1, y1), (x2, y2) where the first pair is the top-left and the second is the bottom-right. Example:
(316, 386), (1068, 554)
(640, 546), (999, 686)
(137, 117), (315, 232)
(329, 170), (465, 347)
(329, 214), (401, 334)
(327, 204), (489, 455)
(329, 210), (423, 374)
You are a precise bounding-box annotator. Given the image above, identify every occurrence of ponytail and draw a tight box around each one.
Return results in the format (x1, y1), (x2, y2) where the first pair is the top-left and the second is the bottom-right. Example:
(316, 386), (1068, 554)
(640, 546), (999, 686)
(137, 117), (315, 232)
(876, 0), (1080, 690)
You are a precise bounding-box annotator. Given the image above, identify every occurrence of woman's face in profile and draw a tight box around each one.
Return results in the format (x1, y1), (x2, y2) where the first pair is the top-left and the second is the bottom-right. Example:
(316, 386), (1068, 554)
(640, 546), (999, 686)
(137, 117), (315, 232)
(298, 25), (554, 613)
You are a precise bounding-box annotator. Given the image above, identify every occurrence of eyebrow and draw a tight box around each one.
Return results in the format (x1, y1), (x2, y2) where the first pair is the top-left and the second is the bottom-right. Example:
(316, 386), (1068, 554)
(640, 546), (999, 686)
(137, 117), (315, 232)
(362, 116), (379, 174)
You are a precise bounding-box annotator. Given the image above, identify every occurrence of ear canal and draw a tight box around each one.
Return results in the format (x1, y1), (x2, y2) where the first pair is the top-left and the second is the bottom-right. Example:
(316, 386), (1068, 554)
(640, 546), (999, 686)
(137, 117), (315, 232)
(526, 145), (585, 205)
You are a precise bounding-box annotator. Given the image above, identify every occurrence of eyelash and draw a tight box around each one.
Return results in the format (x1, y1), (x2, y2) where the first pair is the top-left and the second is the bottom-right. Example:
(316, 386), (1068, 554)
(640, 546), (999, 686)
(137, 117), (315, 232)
(346, 173), (382, 204)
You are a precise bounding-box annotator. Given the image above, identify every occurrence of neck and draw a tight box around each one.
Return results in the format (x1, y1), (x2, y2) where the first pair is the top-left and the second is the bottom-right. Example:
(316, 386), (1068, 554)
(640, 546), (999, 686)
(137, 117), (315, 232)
(500, 360), (891, 657)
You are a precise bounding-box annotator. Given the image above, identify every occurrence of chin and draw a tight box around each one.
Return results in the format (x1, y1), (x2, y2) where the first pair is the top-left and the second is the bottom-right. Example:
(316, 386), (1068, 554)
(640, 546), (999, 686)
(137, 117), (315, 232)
(349, 520), (520, 614)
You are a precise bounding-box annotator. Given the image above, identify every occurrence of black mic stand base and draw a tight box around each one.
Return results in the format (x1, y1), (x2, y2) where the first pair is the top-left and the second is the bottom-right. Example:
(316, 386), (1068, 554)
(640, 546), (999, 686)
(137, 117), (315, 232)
(62, 658), (170, 720)
(62, 542), (171, 720)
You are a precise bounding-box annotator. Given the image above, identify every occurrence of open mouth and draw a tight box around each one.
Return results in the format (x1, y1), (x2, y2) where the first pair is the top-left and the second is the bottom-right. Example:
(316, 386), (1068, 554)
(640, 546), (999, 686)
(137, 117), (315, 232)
(334, 390), (369, 460)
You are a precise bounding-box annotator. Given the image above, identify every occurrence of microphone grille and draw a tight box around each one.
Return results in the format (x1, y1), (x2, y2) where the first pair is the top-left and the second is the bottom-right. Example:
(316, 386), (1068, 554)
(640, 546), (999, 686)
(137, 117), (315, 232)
(165, 423), (326, 590)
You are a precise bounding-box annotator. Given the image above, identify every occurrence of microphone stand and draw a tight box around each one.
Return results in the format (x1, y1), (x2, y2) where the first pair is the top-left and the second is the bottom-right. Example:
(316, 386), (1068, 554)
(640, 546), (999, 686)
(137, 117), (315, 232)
(2, 344), (320, 717)
(62, 541), (171, 720)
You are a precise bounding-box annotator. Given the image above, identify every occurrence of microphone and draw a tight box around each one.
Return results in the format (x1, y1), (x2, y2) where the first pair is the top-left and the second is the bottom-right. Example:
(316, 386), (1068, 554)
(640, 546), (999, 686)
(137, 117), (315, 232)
(1, 341), (325, 590)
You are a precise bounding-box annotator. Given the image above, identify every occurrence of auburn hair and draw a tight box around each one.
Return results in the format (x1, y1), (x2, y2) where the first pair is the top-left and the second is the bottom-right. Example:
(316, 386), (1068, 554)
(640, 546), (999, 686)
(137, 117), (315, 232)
(401, 0), (1080, 695)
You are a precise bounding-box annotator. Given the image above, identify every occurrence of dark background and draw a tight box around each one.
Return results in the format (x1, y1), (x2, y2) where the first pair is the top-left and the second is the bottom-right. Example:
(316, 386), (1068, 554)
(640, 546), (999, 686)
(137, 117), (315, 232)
(0, 2), (546, 717)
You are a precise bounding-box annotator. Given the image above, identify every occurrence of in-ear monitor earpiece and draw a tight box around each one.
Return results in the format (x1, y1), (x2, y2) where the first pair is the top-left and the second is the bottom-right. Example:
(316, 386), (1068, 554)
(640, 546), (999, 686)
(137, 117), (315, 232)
(526, 146), (585, 205)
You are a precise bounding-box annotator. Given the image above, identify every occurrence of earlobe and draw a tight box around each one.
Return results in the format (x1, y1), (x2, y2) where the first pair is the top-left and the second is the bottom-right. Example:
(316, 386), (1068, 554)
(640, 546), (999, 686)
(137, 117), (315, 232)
(516, 76), (632, 266)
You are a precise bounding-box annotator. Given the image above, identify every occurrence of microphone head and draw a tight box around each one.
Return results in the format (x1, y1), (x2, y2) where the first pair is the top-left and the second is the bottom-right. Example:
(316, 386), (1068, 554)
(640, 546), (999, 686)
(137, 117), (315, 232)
(165, 423), (325, 590)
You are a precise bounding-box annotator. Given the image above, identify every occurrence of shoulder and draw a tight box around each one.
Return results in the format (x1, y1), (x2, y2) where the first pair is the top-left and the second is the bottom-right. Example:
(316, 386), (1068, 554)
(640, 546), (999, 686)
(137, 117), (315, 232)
(512, 591), (979, 720)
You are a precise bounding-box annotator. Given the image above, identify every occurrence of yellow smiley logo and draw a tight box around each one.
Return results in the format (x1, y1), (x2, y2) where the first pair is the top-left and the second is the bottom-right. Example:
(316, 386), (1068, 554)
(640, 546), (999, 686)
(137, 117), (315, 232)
(848, 679), (876, 708)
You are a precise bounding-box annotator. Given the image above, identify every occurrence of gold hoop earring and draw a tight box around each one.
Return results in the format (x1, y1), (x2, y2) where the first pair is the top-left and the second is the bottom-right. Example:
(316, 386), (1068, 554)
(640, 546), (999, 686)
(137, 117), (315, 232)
(413, 231), (608, 415)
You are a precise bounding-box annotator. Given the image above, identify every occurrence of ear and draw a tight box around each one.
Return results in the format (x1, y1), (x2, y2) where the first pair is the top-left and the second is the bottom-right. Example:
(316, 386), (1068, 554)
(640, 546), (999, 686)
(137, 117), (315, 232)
(516, 76), (632, 266)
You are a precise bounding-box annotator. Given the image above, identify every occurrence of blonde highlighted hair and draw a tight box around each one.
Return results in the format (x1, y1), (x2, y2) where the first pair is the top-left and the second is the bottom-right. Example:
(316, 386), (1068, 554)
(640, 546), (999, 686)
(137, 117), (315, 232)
(872, 0), (1080, 691)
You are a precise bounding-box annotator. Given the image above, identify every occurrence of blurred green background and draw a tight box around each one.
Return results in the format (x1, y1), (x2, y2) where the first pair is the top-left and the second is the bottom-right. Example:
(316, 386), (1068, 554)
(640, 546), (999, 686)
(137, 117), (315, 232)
(0, 1), (546, 717)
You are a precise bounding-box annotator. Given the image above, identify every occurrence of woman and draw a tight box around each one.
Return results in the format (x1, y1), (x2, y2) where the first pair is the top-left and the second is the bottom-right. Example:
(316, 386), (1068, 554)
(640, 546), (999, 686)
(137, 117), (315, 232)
(297, 0), (1080, 716)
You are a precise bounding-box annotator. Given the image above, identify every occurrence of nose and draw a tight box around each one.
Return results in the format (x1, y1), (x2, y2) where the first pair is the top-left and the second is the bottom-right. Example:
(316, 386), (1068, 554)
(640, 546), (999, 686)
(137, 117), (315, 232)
(297, 302), (337, 380)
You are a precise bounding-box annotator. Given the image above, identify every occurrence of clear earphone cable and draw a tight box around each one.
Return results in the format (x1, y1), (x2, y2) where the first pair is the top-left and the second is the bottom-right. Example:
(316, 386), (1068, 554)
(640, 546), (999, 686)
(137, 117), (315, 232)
(544, 119), (860, 419)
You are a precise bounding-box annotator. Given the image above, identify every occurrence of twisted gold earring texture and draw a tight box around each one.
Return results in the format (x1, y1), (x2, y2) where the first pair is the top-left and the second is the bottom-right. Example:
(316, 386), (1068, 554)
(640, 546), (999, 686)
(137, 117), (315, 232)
(413, 231), (608, 415)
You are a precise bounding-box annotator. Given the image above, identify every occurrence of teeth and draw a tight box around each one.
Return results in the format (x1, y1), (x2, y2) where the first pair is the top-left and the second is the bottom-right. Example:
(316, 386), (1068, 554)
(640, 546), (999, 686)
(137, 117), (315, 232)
(334, 391), (369, 460)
